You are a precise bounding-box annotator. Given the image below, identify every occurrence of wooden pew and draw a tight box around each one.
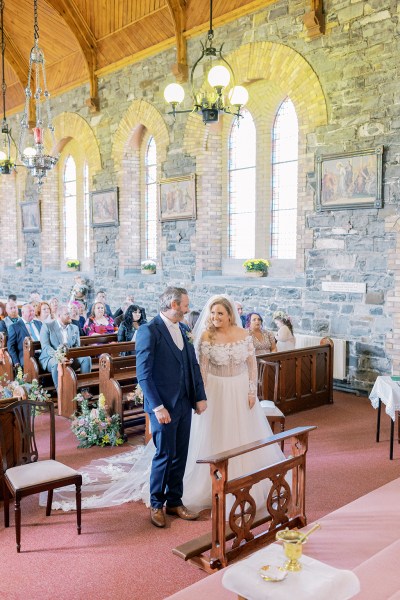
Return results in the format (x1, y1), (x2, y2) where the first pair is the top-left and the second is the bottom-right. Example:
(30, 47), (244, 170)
(0, 332), (14, 383)
(0, 396), (26, 500)
(99, 353), (145, 437)
(173, 425), (316, 573)
(58, 340), (135, 418)
(256, 338), (333, 415)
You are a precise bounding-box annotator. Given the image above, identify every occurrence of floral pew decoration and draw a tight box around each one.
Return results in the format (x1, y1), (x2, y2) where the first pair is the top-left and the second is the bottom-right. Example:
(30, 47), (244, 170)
(71, 392), (125, 448)
(0, 367), (51, 406)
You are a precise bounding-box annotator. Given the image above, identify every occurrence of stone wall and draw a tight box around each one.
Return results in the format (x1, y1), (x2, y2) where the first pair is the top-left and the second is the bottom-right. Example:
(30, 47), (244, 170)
(1, 0), (400, 391)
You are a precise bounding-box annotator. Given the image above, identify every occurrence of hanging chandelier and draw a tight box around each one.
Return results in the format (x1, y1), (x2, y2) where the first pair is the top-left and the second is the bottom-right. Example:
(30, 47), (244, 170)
(164, 0), (249, 124)
(18, 0), (58, 187)
(0, 0), (17, 174)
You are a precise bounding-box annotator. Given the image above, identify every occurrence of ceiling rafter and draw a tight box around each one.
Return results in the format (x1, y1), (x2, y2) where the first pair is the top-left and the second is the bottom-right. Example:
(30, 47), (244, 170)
(166, 0), (188, 82)
(44, 0), (99, 111)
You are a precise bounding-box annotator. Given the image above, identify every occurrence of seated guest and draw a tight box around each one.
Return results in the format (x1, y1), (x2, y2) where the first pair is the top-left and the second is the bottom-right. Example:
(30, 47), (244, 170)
(84, 301), (115, 336)
(117, 304), (146, 345)
(76, 300), (87, 330)
(186, 310), (200, 330)
(49, 297), (59, 319)
(113, 294), (147, 323)
(29, 291), (42, 304)
(113, 300), (131, 328)
(87, 291), (113, 318)
(69, 302), (85, 336)
(35, 301), (52, 323)
(7, 303), (42, 368)
(235, 301), (246, 327)
(8, 294), (21, 316)
(273, 310), (296, 351)
(0, 299), (21, 333)
(245, 312), (276, 353)
(39, 305), (92, 389)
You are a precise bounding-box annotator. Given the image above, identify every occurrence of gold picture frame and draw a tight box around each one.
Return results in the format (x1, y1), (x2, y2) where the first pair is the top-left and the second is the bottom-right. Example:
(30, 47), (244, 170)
(158, 174), (196, 222)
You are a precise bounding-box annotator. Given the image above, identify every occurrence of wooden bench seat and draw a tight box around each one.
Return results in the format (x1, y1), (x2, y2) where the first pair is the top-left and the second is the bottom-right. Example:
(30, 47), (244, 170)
(0, 332), (14, 383)
(173, 425), (316, 573)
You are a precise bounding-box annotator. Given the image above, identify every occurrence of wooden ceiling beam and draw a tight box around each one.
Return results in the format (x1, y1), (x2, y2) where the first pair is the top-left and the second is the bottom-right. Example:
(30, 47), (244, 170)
(166, 0), (188, 82)
(44, 0), (99, 111)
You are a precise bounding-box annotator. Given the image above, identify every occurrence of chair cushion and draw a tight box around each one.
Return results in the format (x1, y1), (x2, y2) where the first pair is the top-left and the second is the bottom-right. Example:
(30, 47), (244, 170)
(260, 400), (284, 418)
(5, 459), (80, 491)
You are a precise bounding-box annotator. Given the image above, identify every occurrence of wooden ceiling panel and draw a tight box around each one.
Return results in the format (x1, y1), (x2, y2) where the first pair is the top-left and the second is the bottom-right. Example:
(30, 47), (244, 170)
(96, 8), (175, 69)
(186, 0), (269, 30)
(73, 0), (168, 40)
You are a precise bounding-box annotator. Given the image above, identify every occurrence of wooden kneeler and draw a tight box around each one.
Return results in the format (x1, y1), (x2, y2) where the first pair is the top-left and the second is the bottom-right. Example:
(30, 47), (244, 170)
(173, 426), (316, 573)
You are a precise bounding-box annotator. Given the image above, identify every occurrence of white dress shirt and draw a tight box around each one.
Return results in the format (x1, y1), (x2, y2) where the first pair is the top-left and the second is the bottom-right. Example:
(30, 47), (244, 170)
(57, 320), (69, 345)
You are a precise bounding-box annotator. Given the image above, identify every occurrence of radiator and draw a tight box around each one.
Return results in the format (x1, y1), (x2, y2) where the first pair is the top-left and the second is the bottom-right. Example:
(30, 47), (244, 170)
(295, 334), (347, 380)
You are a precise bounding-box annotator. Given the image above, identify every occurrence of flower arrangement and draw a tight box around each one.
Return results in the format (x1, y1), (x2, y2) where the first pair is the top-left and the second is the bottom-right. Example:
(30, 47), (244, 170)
(125, 383), (144, 406)
(0, 368), (51, 406)
(66, 259), (80, 269)
(273, 310), (291, 322)
(15, 258), (22, 268)
(71, 392), (124, 448)
(54, 344), (68, 364)
(243, 259), (270, 275)
(141, 260), (156, 272)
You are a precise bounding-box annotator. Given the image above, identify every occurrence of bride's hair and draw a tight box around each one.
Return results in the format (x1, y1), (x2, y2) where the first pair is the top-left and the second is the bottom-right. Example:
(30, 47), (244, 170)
(204, 296), (235, 338)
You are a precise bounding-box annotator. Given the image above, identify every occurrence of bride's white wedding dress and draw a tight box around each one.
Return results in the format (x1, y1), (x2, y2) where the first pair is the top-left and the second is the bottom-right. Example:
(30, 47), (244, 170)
(41, 336), (286, 512)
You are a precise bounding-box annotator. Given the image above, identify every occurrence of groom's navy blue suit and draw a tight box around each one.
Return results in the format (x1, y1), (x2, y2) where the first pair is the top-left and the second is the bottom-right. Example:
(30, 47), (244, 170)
(136, 314), (206, 509)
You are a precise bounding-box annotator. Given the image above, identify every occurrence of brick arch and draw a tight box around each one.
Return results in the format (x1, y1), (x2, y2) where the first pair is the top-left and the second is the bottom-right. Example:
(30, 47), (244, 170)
(50, 112), (102, 175)
(183, 41), (327, 156)
(112, 99), (169, 170)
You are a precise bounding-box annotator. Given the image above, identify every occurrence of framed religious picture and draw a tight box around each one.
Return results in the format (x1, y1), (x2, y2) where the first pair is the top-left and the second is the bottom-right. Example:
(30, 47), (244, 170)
(91, 187), (119, 227)
(21, 201), (41, 233)
(316, 146), (383, 211)
(158, 174), (196, 222)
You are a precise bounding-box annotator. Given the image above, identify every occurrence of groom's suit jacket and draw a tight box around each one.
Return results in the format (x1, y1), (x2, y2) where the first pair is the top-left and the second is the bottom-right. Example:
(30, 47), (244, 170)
(7, 319), (42, 366)
(135, 314), (206, 414)
(39, 320), (81, 370)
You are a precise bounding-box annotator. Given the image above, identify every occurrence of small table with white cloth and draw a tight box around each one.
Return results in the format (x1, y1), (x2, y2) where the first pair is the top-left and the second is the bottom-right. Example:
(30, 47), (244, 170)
(369, 375), (400, 460)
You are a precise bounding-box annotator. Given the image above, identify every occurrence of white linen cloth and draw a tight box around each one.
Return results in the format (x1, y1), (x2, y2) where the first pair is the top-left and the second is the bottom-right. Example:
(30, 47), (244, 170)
(222, 543), (360, 600)
(369, 376), (400, 421)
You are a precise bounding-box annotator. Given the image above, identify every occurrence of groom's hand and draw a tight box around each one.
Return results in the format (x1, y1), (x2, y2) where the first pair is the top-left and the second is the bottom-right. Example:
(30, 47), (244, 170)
(155, 407), (171, 424)
(195, 400), (207, 415)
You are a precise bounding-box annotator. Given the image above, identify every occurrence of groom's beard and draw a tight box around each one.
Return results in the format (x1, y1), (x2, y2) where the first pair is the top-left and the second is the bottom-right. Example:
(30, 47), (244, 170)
(171, 308), (184, 321)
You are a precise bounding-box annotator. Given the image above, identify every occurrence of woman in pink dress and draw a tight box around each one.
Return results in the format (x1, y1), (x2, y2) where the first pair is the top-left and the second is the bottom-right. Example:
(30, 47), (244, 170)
(83, 301), (115, 336)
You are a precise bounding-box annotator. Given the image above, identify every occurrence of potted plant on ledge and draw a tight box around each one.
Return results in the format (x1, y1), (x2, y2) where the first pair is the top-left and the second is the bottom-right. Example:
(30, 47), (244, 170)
(141, 259), (156, 275)
(66, 259), (80, 272)
(243, 258), (270, 277)
(15, 258), (22, 269)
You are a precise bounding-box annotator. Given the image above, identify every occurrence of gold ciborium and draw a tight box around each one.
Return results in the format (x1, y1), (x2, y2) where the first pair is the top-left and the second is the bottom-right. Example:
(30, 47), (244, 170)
(276, 523), (321, 572)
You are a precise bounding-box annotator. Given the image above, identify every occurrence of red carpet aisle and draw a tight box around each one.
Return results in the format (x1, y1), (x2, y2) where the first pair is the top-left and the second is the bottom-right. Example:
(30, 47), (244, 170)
(0, 392), (399, 600)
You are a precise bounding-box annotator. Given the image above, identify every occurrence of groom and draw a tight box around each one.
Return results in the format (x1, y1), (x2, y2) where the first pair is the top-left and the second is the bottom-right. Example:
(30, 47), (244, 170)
(136, 286), (207, 528)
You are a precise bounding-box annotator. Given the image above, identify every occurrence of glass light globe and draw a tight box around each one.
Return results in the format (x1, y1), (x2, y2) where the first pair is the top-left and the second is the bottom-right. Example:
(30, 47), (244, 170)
(208, 65), (230, 89)
(0, 150), (7, 161)
(23, 146), (37, 157)
(164, 83), (185, 104)
(229, 85), (249, 107)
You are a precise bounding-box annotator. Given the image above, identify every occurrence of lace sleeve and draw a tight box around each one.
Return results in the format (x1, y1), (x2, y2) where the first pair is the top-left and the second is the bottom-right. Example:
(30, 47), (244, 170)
(246, 337), (258, 399)
(198, 342), (210, 388)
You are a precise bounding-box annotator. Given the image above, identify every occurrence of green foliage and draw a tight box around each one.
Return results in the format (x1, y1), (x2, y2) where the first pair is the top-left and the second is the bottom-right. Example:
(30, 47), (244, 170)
(243, 258), (271, 273)
(67, 259), (80, 268)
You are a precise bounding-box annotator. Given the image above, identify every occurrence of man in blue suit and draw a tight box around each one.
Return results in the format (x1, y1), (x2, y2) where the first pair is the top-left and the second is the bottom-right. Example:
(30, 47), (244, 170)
(7, 303), (42, 368)
(0, 299), (21, 334)
(136, 287), (207, 528)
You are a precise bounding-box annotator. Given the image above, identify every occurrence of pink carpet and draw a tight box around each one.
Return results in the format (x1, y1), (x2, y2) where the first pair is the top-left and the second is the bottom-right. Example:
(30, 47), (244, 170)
(0, 392), (398, 599)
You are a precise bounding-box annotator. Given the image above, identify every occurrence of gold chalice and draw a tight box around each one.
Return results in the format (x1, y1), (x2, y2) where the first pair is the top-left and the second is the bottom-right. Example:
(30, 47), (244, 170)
(276, 523), (321, 572)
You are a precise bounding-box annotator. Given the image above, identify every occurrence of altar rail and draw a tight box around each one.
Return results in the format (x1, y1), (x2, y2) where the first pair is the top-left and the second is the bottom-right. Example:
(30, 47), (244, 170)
(256, 338), (333, 415)
(173, 425), (316, 573)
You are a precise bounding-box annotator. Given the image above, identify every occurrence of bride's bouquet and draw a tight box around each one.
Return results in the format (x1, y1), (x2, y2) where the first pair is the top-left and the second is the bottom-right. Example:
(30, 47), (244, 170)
(71, 393), (124, 448)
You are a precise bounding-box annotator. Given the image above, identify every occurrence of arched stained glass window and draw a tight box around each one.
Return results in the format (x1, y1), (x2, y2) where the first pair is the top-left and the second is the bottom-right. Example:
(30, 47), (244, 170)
(271, 98), (298, 259)
(63, 155), (78, 260)
(228, 110), (256, 258)
(145, 136), (157, 260)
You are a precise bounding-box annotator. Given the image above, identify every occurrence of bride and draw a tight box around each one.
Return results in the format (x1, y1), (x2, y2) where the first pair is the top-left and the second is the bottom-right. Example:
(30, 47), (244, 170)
(42, 295), (286, 512)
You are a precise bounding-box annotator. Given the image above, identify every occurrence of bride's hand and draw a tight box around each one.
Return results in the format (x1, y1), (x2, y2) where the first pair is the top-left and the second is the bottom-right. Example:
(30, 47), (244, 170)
(248, 395), (256, 409)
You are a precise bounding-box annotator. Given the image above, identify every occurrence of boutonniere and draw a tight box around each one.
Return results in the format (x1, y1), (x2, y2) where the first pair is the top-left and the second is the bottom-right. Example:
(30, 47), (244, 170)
(185, 331), (194, 344)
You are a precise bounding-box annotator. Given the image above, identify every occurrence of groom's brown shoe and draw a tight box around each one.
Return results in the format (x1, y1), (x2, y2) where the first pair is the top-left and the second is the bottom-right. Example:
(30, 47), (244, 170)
(166, 505), (200, 520)
(150, 507), (166, 528)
